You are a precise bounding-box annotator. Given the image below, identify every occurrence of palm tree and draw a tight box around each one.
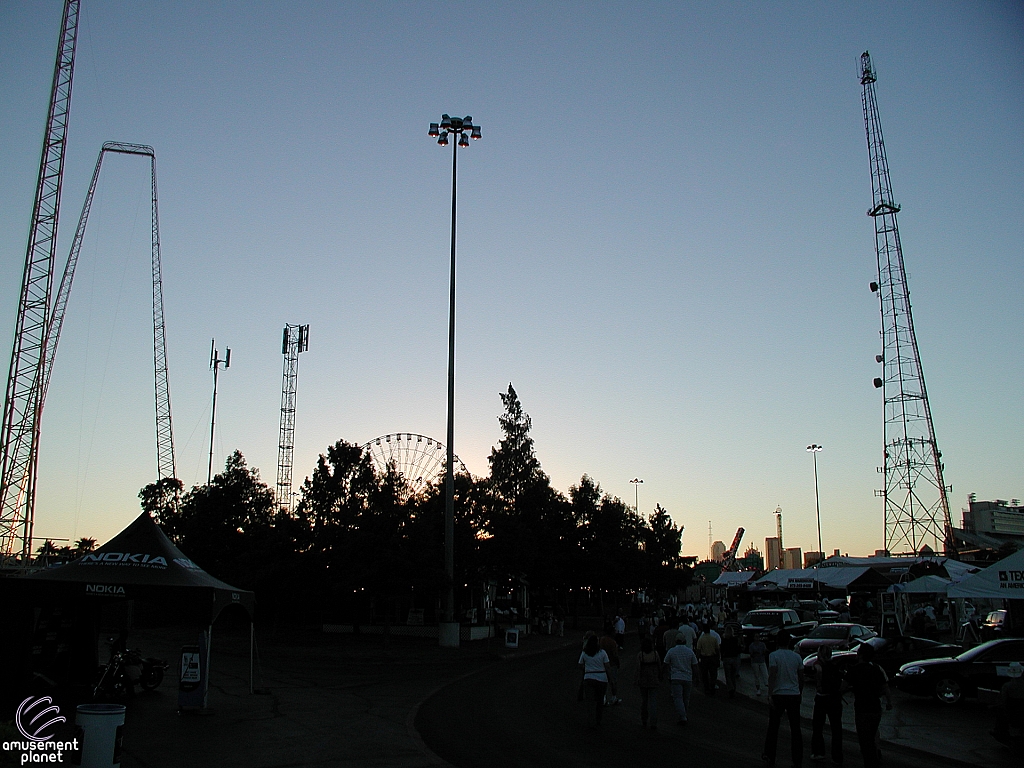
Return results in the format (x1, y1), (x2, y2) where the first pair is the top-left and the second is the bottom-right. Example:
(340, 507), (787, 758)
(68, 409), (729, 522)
(74, 537), (97, 555)
(35, 539), (59, 566)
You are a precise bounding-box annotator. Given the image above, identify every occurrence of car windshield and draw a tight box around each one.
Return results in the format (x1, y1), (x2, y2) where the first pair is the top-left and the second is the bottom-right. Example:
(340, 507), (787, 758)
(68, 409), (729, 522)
(955, 639), (1023, 663)
(808, 625), (850, 639)
(745, 612), (784, 627)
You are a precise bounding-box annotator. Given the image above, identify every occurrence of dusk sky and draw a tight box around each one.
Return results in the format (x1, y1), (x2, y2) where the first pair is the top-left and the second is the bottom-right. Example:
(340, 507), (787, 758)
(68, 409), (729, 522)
(1, 1), (1021, 562)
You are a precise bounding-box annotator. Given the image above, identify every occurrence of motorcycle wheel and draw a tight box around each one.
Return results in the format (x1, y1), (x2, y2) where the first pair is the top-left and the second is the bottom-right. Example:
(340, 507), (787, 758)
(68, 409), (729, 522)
(140, 666), (164, 691)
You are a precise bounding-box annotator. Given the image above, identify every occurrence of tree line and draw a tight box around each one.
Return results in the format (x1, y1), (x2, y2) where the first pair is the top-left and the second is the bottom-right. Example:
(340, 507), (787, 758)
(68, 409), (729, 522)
(139, 384), (692, 624)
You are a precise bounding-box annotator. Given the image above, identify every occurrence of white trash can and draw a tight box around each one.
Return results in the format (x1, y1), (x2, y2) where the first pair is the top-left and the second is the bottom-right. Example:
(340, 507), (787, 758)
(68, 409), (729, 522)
(74, 703), (125, 767)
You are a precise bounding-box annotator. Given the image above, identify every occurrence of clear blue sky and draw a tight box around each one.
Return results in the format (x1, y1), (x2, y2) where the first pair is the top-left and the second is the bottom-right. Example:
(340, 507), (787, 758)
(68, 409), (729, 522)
(1, 1), (1021, 560)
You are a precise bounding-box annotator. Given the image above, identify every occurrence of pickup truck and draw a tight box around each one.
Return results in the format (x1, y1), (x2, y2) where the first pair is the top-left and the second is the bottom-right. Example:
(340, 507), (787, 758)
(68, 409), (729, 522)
(740, 608), (818, 651)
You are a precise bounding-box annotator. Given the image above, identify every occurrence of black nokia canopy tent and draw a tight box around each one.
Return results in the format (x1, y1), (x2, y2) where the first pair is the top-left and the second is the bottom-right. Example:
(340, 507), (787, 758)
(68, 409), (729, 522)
(2, 512), (255, 710)
(20, 510), (254, 621)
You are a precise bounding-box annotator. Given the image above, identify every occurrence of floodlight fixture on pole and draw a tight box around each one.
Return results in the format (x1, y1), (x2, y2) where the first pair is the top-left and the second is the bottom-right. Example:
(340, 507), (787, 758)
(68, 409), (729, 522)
(428, 113), (480, 648)
(208, 340), (230, 484)
(807, 444), (823, 570)
(630, 477), (644, 513)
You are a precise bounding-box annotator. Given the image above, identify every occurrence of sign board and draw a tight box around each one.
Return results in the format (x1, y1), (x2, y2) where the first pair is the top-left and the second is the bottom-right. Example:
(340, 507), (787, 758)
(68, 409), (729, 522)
(787, 578), (815, 590)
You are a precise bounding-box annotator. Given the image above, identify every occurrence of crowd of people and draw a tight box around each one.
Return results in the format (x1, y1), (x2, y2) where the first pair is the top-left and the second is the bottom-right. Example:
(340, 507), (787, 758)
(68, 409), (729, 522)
(577, 604), (897, 767)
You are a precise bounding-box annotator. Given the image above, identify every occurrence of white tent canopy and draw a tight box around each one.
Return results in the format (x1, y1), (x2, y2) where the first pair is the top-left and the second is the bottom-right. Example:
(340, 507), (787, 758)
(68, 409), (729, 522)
(888, 574), (952, 595)
(947, 548), (1024, 599)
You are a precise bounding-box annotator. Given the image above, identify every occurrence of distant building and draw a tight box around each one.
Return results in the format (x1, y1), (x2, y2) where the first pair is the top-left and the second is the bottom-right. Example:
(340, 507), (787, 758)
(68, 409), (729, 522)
(962, 497), (1024, 536)
(783, 547), (802, 570)
(711, 540), (727, 562)
(803, 551), (824, 568)
(739, 545), (764, 571)
(765, 537), (782, 570)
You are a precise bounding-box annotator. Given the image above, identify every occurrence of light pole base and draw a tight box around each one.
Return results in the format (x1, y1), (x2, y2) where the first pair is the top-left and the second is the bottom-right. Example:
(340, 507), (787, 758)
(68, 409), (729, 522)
(439, 622), (460, 648)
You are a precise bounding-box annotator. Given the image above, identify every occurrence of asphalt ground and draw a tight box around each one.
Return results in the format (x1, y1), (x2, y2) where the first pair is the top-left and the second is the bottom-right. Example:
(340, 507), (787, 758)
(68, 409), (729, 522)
(415, 640), (1014, 768)
(31, 624), (1015, 768)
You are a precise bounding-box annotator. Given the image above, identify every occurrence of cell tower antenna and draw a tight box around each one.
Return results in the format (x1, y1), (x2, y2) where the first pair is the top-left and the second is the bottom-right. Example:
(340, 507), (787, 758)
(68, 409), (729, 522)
(208, 341), (230, 484)
(859, 51), (953, 556)
(276, 324), (308, 511)
(0, 0), (80, 561)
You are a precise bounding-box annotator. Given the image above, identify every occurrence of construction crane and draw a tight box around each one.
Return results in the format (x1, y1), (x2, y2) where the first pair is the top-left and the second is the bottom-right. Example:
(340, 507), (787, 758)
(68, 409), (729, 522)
(0, 0), (80, 562)
(721, 527), (745, 571)
(276, 324), (308, 511)
(860, 52), (953, 556)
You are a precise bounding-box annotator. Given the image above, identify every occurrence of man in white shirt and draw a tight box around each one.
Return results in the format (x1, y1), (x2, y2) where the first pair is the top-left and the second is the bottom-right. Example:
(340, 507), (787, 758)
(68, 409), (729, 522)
(763, 634), (804, 768)
(663, 635), (700, 725)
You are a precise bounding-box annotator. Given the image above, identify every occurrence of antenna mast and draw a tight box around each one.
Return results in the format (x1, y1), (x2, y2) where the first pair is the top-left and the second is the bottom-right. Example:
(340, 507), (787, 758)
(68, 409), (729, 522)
(860, 52), (953, 556)
(0, 0), (80, 561)
(276, 324), (308, 511)
(208, 341), (230, 483)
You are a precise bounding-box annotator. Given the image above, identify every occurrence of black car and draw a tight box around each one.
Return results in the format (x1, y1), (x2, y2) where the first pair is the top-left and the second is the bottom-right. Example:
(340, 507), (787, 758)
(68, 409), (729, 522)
(801, 634), (961, 679)
(894, 637), (1024, 704)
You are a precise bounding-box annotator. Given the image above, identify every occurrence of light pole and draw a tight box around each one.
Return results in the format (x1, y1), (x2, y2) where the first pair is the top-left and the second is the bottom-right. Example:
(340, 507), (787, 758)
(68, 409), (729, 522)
(428, 114), (480, 648)
(807, 444), (823, 566)
(630, 478), (644, 513)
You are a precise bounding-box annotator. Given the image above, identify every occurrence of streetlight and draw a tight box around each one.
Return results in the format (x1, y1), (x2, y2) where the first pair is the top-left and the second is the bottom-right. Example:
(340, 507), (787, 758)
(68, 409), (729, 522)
(428, 114), (480, 648)
(630, 478), (644, 513)
(807, 444), (823, 566)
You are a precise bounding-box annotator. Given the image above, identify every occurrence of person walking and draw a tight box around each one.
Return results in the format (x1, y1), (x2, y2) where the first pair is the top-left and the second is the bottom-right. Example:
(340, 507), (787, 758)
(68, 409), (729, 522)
(599, 630), (622, 705)
(676, 618), (696, 649)
(720, 625), (742, 698)
(578, 634), (612, 728)
(809, 646), (844, 764)
(663, 635), (700, 725)
(844, 642), (892, 768)
(762, 634), (804, 768)
(695, 623), (721, 695)
(749, 633), (769, 695)
(635, 636), (663, 729)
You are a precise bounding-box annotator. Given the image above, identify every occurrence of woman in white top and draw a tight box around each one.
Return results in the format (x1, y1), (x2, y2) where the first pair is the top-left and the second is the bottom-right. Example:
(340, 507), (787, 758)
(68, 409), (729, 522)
(578, 634), (612, 727)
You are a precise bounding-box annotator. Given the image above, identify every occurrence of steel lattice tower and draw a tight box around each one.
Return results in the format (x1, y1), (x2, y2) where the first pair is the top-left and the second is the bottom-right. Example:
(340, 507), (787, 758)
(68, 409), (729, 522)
(0, 0), (79, 561)
(276, 324), (308, 511)
(45, 143), (178, 485)
(860, 51), (953, 555)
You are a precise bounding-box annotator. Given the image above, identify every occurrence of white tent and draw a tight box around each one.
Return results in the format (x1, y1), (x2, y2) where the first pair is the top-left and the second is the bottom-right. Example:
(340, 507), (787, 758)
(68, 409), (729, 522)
(889, 574), (953, 595)
(947, 548), (1024, 599)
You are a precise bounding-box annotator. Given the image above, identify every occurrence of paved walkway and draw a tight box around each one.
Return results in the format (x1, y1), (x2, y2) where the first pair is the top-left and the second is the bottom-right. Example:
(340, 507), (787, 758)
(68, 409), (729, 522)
(102, 625), (1011, 768)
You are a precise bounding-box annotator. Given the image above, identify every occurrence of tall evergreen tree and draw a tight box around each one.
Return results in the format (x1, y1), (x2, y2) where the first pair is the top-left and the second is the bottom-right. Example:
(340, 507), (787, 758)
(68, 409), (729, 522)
(487, 383), (544, 506)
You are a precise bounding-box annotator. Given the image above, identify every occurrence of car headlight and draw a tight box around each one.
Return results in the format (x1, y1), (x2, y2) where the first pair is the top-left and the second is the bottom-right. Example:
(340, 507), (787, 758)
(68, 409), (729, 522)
(901, 666), (925, 676)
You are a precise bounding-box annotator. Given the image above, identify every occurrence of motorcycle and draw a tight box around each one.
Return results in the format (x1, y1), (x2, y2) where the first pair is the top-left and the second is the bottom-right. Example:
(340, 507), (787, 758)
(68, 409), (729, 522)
(93, 639), (168, 700)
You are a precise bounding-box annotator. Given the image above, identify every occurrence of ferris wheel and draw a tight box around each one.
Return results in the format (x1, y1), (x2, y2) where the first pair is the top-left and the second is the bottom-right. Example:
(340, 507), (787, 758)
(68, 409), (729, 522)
(361, 433), (468, 500)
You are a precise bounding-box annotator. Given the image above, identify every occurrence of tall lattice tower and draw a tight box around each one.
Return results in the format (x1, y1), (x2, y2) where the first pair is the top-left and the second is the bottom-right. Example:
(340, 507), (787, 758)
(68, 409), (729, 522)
(276, 324), (308, 511)
(0, 0), (80, 561)
(860, 51), (953, 556)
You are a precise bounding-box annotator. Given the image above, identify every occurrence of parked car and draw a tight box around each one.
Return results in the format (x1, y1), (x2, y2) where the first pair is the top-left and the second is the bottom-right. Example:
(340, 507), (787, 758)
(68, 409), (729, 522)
(801, 634), (962, 678)
(894, 637), (1024, 704)
(981, 610), (1008, 640)
(740, 608), (817, 650)
(794, 623), (876, 655)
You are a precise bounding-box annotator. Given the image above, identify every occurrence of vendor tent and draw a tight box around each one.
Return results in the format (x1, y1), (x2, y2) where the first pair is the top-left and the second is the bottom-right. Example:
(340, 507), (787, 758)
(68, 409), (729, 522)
(889, 574), (953, 595)
(712, 572), (757, 588)
(3, 512), (256, 707)
(947, 548), (1024, 599)
(19, 510), (254, 620)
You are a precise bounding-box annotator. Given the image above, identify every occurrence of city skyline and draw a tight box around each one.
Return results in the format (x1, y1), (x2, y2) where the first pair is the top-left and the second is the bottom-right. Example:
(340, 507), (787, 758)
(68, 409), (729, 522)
(1, 1), (1021, 561)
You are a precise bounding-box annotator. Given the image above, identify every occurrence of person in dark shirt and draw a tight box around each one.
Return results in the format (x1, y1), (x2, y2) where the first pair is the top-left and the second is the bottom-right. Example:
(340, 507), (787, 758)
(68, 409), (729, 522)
(720, 625), (742, 698)
(843, 642), (892, 768)
(809, 645), (844, 763)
